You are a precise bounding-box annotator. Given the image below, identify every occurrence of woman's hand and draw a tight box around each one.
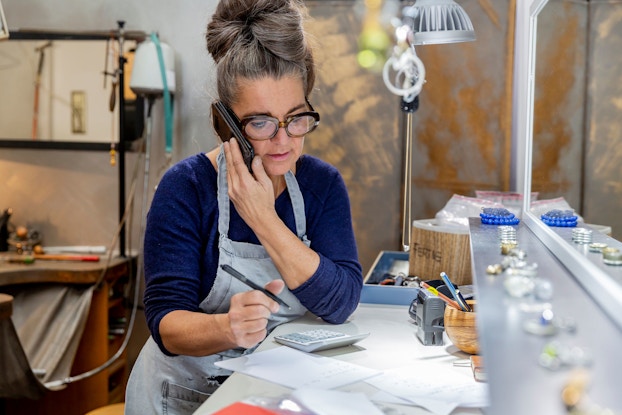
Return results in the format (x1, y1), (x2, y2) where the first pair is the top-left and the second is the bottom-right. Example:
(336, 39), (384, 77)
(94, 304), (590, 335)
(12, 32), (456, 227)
(159, 279), (285, 355)
(223, 139), (277, 228)
(221, 138), (319, 292)
(227, 279), (285, 348)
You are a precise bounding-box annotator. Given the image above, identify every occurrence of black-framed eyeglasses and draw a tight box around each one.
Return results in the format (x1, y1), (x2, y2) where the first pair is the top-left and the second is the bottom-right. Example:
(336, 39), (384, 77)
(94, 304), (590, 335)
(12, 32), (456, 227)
(239, 101), (320, 141)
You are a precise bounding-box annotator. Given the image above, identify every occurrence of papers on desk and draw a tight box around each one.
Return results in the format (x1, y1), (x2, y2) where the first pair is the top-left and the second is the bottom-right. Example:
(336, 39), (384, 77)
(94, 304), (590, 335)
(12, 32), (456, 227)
(214, 346), (381, 390)
(366, 361), (489, 415)
(290, 388), (384, 415)
(216, 346), (488, 415)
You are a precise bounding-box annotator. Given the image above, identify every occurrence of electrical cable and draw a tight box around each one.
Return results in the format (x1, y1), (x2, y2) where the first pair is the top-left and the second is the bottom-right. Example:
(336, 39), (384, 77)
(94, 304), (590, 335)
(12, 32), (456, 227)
(44, 105), (153, 389)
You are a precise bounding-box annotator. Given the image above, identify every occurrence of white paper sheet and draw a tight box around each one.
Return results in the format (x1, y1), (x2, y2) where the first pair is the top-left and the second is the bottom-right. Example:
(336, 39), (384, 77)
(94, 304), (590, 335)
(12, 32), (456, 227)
(291, 388), (385, 415)
(365, 362), (489, 415)
(215, 346), (382, 390)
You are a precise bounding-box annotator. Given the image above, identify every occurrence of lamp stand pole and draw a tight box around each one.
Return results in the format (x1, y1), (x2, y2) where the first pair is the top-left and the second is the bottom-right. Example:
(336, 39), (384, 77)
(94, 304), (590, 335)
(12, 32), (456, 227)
(400, 95), (419, 252)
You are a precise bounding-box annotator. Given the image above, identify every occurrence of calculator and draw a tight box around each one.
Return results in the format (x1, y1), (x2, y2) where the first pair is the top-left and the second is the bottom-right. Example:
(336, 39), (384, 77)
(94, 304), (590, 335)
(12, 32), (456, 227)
(274, 329), (370, 353)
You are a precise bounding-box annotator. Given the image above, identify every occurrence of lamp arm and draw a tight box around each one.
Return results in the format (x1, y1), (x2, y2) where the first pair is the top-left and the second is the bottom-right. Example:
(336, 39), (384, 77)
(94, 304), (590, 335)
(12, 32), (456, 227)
(382, 46), (426, 101)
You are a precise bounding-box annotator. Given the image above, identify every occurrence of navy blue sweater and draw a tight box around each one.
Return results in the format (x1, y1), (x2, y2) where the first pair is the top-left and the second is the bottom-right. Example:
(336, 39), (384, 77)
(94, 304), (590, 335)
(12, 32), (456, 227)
(143, 153), (363, 354)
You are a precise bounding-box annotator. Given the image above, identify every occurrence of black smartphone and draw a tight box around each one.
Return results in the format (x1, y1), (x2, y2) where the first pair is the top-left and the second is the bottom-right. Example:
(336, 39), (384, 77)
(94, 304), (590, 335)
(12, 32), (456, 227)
(211, 101), (255, 172)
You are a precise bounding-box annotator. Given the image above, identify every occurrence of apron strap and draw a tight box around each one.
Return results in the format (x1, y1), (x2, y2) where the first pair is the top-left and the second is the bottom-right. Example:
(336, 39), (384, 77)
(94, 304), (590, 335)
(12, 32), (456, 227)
(216, 147), (307, 241)
(284, 170), (307, 240)
(216, 149), (231, 236)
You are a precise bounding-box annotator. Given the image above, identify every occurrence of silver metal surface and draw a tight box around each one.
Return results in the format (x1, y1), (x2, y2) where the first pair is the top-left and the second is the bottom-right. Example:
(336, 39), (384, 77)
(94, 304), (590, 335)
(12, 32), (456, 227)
(522, 214), (622, 332)
(469, 218), (622, 415)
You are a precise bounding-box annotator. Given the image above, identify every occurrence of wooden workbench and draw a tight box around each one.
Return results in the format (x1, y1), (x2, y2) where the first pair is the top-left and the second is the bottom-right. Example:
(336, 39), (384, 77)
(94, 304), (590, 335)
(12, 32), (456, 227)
(0, 255), (136, 415)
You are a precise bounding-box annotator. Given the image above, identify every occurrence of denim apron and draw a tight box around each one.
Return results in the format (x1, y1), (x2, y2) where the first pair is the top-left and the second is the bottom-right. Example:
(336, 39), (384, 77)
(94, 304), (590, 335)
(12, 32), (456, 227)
(125, 150), (309, 415)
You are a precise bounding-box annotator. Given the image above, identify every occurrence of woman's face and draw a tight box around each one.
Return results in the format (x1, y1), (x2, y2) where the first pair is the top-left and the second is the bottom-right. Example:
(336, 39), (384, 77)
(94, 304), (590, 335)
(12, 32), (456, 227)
(231, 76), (308, 177)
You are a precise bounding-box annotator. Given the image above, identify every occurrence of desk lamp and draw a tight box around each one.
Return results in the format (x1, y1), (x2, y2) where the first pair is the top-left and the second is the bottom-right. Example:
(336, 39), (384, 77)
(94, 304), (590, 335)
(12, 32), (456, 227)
(383, 0), (475, 251)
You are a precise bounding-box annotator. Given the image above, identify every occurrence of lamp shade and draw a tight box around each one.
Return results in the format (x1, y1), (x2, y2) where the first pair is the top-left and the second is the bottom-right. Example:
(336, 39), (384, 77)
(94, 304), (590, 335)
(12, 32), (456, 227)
(402, 0), (475, 45)
(130, 39), (176, 95)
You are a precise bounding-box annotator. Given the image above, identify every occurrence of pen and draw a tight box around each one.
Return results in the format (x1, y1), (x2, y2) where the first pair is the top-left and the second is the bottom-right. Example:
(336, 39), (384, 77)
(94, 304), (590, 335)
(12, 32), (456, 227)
(440, 272), (471, 312)
(420, 280), (461, 310)
(220, 264), (291, 310)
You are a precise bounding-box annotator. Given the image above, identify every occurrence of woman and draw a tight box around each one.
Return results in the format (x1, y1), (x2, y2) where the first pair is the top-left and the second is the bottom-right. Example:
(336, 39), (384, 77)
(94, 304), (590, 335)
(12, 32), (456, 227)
(125, 0), (363, 413)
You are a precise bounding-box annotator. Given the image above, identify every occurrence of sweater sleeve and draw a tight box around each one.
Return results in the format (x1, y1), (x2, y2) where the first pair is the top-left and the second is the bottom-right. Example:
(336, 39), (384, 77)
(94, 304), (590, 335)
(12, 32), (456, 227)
(142, 156), (220, 355)
(291, 158), (363, 323)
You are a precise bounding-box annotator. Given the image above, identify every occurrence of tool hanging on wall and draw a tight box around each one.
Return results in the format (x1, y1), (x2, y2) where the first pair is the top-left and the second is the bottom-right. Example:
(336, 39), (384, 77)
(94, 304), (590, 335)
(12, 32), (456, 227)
(103, 37), (119, 166)
(31, 41), (52, 140)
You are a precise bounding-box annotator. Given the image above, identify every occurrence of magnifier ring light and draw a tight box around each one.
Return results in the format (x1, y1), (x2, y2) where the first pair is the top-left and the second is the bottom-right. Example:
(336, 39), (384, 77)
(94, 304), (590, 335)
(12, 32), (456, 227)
(382, 49), (426, 100)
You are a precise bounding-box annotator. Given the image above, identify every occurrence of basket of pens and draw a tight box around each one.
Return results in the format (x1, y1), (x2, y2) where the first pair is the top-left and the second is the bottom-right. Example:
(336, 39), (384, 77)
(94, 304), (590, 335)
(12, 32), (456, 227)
(437, 272), (478, 355)
(444, 299), (478, 354)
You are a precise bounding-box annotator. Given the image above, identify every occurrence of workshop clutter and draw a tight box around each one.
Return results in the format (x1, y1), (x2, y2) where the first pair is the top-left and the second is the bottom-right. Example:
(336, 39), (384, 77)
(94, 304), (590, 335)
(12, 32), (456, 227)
(0, 208), (101, 263)
(408, 193), (525, 285)
(0, 208), (42, 255)
(408, 218), (472, 285)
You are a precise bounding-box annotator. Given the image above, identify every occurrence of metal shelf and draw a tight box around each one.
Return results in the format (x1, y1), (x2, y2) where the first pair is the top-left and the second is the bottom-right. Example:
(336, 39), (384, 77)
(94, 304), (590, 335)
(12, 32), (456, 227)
(469, 218), (622, 414)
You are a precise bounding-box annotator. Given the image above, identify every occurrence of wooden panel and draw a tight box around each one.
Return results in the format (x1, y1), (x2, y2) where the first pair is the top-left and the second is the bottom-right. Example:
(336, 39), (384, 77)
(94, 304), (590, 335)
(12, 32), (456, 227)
(0, 257), (130, 287)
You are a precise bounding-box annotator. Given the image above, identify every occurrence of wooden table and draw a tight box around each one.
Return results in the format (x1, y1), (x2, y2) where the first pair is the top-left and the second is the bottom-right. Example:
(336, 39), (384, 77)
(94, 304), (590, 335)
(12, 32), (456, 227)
(0, 254), (136, 415)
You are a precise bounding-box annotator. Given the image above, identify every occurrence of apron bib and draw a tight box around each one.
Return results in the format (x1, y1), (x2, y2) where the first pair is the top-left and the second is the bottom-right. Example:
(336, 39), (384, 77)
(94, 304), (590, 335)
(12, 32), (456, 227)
(125, 150), (309, 415)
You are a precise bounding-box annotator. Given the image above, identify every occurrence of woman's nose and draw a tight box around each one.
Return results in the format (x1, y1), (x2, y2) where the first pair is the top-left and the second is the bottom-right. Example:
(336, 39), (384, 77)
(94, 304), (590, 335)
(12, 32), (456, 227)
(270, 124), (291, 143)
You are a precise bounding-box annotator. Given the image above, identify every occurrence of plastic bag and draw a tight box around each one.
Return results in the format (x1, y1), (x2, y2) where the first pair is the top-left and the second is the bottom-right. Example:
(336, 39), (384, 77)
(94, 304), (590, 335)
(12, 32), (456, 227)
(475, 190), (538, 217)
(435, 194), (504, 229)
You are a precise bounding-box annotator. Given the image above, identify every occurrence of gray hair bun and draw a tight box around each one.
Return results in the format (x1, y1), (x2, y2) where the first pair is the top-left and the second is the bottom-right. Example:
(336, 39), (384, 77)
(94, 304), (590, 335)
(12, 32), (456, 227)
(206, 0), (315, 103)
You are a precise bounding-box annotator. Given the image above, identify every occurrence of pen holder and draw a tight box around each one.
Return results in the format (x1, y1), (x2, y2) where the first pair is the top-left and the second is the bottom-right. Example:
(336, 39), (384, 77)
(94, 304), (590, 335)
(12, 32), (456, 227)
(444, 300), (479, 355)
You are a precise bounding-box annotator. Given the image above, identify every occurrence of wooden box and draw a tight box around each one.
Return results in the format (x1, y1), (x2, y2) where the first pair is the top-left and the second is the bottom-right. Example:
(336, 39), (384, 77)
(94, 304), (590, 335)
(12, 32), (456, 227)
(408, 219), (472, 285)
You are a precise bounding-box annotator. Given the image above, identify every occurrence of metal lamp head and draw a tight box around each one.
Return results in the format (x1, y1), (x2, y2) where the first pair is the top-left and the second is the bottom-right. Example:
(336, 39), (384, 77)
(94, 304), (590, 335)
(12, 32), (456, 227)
(402, 0), (476, 45)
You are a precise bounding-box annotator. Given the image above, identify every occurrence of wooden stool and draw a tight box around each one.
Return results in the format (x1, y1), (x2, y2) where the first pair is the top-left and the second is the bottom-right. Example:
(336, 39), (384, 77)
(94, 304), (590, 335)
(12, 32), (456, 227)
(84, 403), (125, 415)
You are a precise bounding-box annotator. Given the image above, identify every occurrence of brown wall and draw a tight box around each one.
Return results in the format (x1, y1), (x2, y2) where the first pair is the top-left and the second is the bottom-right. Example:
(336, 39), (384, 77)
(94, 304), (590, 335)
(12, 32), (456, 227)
(305, 0), (516, 271)
(533, 0), (622, 239)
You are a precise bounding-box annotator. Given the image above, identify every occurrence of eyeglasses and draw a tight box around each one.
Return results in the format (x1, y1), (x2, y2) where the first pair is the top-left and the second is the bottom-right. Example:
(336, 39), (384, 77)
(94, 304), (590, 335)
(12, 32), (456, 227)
(238, 101), (320, 141)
